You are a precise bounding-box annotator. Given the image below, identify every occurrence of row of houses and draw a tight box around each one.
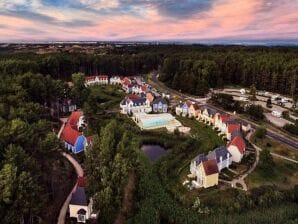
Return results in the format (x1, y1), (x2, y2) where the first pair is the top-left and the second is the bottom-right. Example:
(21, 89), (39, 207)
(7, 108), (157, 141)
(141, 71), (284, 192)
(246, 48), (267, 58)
(120, 77), (169, 115)
(178, 101), (249, 189)
(60, 111), (92, 154)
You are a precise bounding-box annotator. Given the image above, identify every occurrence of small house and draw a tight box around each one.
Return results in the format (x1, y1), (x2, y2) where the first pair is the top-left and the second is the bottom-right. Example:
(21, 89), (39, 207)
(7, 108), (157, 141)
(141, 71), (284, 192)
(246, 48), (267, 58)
(190, 154), (208, 177)
(194, 159), (219, 188)
(120, 97), (152, 115)
(152, 98), (168, 113)
(207, 146), (232, 171)
(110, 76), (122, 85)
(69, 186), (93, 223)
(175, 101), (192, 117)
(201, 107), (217, 125)
(189, 103), (200, 118)
(227, 136), (246, 163)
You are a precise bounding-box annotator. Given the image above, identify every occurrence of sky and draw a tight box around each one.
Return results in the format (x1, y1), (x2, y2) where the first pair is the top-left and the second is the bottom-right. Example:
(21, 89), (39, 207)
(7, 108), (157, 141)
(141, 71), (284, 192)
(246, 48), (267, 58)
(0, 0), (298, 42)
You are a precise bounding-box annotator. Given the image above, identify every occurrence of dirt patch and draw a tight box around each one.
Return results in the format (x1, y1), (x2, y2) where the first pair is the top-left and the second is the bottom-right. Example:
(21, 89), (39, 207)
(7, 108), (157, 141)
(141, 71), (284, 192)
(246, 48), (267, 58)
(114, 171), (136, 224)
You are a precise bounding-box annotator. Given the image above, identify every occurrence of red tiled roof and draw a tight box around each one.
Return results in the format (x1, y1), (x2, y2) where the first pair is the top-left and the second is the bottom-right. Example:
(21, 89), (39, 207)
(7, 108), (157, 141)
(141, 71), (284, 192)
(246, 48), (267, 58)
(227, 123), (240, 133)
(68, 111), (82, 130)
(202, 159), (219, 175)
(61, 123), (81, 145)
(220, 114), (230, 123)
(98, 75), (108, 79)
(141, 85), (147, 92)
(127, 94), (140, 100)
(85, 76), (96, 81)
(228, 136), (246, 154)
(192, 103), (200, 110)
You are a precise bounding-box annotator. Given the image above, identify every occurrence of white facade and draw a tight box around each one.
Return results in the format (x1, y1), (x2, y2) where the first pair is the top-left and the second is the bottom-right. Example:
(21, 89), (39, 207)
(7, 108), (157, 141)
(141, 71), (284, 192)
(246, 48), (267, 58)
(120, 98), (151, 115)
(227, 145), (243, 163)
(85, 76), (109, 86)
(110, 76), (122, 85)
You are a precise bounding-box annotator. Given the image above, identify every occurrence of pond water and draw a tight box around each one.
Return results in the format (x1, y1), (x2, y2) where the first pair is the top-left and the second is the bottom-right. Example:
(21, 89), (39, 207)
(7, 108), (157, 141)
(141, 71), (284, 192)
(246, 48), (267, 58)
(141, 144), (167, 161)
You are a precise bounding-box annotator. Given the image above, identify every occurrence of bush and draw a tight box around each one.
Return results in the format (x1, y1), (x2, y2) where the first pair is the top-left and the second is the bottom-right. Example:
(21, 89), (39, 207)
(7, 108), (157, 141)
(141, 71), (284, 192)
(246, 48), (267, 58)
(255, 126), (267, 139)
(247, 105), (264, 120)
(283, 121), (298, 135)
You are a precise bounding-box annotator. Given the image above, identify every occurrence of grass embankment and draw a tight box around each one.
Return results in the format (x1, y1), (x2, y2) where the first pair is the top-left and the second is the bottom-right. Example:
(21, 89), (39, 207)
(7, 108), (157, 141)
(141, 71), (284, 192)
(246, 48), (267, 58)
(89, 84), (125, 110)
(248, 133), (298, 189)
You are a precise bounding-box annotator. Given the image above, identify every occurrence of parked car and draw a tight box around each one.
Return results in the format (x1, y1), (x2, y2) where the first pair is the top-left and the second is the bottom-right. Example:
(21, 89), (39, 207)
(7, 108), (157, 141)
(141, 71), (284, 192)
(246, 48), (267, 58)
(272, 111), (282, 118)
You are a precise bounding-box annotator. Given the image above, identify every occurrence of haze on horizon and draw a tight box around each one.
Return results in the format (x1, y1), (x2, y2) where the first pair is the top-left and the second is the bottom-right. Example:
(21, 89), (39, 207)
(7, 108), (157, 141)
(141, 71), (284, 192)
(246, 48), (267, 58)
(1, 0), (298, 43)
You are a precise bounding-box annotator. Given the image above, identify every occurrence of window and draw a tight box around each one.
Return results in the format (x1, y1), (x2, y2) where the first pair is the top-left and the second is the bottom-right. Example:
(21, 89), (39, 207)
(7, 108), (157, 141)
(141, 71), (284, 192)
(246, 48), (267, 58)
(77, 214), (86, 223)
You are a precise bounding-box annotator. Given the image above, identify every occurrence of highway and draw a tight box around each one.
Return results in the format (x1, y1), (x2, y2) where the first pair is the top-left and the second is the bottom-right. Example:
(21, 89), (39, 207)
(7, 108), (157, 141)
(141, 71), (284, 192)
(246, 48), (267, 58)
(149, 73), (298, 150)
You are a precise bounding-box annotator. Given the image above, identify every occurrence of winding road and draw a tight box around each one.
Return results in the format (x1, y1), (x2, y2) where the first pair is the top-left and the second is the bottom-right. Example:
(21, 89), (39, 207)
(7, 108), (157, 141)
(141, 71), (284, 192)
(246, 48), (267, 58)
(56, 121), (84, 224)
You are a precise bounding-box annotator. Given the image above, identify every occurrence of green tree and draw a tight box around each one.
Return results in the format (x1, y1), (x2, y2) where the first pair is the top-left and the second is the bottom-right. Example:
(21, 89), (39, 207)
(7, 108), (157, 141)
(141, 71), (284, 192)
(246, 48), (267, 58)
(259, 148), (275, 176)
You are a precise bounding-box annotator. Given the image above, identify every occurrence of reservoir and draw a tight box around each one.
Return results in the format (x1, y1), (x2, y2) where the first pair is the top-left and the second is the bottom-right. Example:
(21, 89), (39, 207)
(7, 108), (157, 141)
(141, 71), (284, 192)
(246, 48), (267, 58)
(141, 144), (167, 161)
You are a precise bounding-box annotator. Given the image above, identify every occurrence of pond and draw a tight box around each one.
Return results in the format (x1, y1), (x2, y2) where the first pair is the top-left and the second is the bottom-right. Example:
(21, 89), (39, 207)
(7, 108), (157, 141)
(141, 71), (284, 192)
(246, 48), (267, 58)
(141, 144), (167, 161)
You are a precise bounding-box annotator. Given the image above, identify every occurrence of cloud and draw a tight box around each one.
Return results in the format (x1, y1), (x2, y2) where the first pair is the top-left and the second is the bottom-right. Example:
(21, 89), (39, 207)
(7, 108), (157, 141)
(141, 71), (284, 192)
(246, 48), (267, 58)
(0, 0), (298, 42)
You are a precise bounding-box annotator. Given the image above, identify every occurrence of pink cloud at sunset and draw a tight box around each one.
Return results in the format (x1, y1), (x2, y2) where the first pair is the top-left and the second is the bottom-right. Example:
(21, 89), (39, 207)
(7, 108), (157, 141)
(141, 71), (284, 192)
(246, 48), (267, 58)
(0, 0), (297, 42)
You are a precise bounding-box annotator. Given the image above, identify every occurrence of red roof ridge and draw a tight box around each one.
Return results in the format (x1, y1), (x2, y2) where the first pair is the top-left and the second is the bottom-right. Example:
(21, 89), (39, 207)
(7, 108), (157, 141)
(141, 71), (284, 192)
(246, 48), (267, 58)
(228, 136), (246, 154)
(202, 159), (219, 175)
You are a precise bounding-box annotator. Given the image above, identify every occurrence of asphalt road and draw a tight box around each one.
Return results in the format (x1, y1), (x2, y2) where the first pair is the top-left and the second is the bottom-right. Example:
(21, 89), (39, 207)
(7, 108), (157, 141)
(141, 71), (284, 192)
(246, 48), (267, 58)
(149, 73), (298, 150)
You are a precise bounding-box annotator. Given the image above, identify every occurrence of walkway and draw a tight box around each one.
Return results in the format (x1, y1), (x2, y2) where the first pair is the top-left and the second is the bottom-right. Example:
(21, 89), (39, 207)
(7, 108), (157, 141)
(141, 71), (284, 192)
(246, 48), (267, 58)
(57, 153), (84, 224)
(56, 120), (84, 224)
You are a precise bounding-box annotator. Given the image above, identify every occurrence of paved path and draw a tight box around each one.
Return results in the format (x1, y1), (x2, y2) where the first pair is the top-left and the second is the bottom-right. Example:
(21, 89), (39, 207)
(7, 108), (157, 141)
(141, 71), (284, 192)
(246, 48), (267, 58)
(56, 121), (84, 224)
(270, 153), (298, 164)
(57, 153), (84, 224)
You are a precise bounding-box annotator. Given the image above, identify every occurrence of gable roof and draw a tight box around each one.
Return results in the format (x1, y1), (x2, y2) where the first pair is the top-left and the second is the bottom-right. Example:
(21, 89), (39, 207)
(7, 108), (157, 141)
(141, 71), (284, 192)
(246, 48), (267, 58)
(208, 146), (231, 163)
(61, 123), (81, 145)
(152, 97), (168, 105)
(70, 187), (87, 206)
(192, 154), (208, 165)
(231, 130), (242, 140)
(127, 94), (140, 100)
(191, 103), (200, 110)
(130, 97), (147, 106)
(202, 159), (219, 175)
(68, 111), (82, 130)
(227, 123), (240, 133)
(220, 114), (231, 123)
(228, 136), (246, 154)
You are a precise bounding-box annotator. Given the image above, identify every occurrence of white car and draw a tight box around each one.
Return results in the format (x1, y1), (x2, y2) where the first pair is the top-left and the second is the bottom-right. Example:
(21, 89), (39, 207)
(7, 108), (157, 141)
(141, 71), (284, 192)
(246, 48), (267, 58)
(240, 89), (246, 95)
(272, 111), (282, 118)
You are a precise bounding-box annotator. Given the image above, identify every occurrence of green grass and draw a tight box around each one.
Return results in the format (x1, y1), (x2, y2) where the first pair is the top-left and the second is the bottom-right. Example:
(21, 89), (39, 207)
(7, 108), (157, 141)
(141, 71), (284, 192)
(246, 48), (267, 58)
(247, 157), (298, 189)
(251, 134), (298, 160)
(89, 84), (126, 110)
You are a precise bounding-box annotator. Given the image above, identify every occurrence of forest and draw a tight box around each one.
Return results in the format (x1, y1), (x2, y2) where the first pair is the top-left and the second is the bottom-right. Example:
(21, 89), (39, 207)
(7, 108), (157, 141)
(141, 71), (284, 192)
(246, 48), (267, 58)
(0, 73), (75, 223)
(0, 45), (297, 99)
(0, 45), (298, 223)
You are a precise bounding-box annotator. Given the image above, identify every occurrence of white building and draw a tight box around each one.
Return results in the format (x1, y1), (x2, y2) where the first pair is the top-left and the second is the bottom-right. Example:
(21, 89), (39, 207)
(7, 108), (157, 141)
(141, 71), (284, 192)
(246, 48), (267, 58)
(110, 76), (122, 85)
(85, 75), (109, 86)
(120, 97), (152, 115)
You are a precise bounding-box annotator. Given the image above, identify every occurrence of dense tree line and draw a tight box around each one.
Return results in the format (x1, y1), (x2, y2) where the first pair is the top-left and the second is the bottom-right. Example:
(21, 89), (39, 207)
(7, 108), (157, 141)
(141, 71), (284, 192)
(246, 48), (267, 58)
(85, 119), (141, 223)
(0, 73), (74, 223)
(1, 45), (297, 100)
(0, 52), (161, 80)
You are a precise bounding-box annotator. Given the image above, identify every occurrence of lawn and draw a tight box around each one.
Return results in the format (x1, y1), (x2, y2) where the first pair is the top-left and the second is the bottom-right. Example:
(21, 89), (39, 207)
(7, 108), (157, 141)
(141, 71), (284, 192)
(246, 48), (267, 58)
(251, 134), (298, 160)
(246, 157), (298, 189)
(89, 84), (126, 110)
